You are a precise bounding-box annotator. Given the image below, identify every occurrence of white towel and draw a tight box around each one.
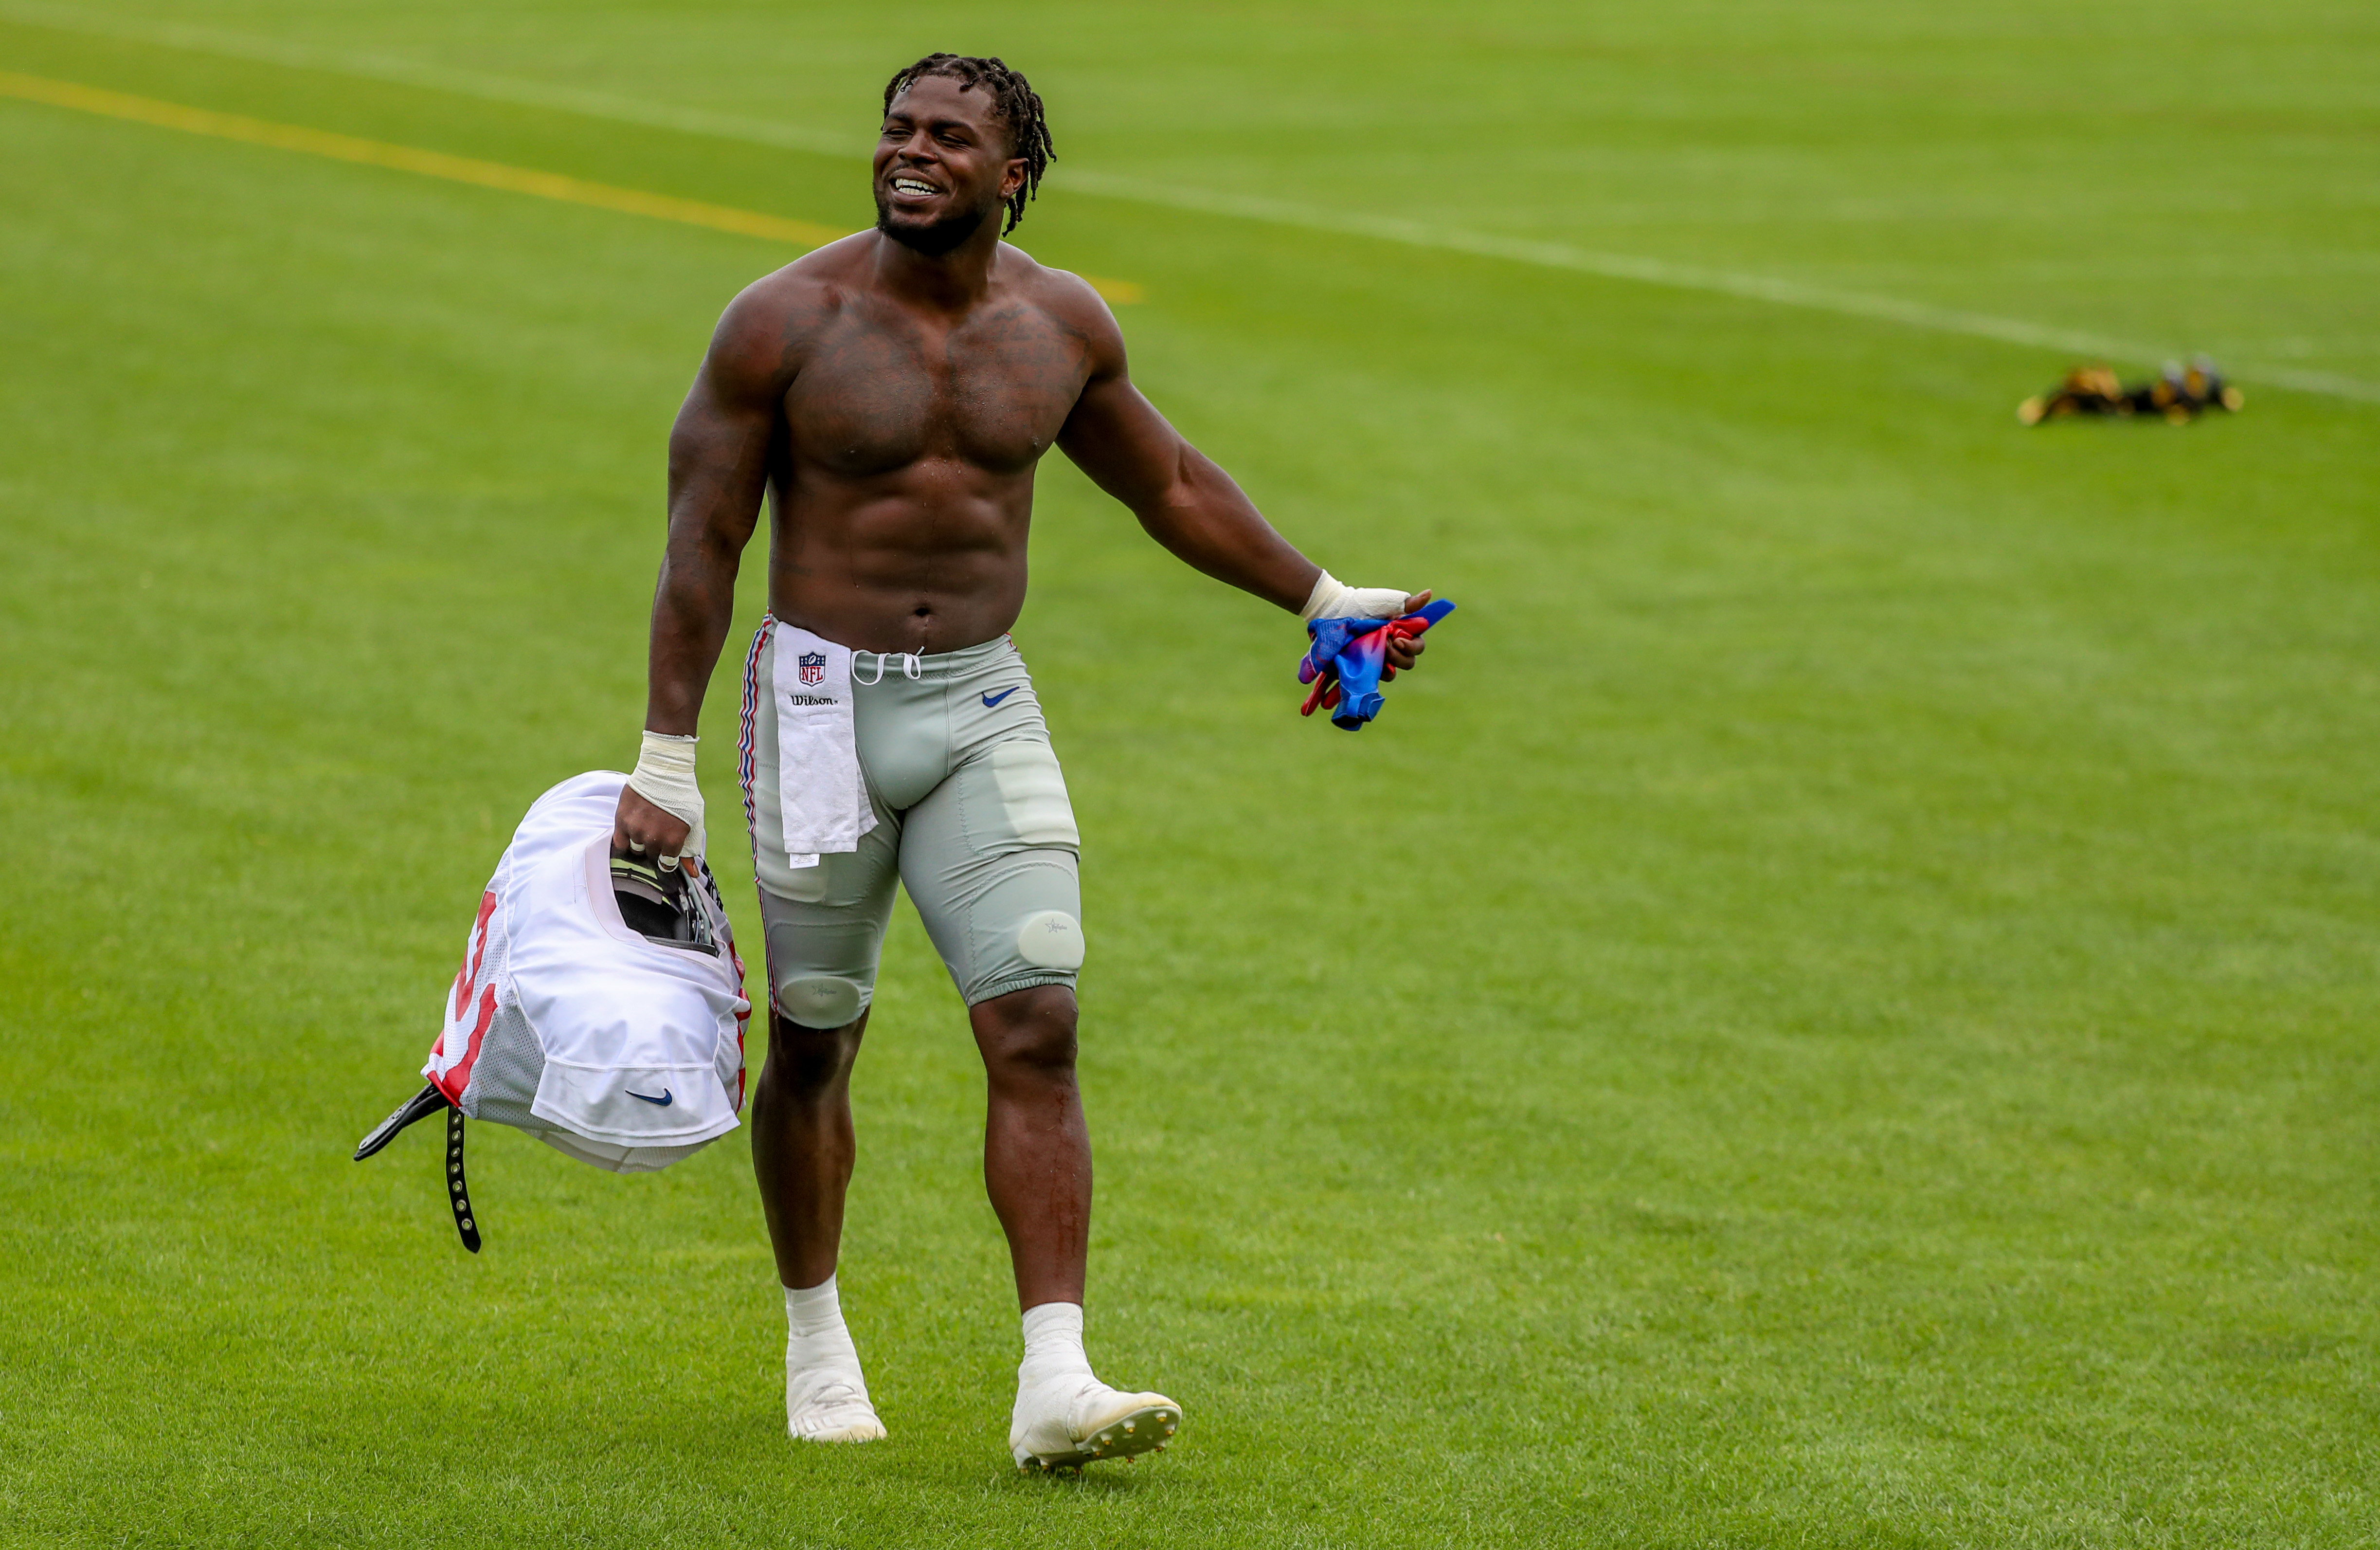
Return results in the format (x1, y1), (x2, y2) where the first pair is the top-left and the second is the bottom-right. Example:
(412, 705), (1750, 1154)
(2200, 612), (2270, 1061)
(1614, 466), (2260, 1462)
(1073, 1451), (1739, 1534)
(771, 623), (878, 868)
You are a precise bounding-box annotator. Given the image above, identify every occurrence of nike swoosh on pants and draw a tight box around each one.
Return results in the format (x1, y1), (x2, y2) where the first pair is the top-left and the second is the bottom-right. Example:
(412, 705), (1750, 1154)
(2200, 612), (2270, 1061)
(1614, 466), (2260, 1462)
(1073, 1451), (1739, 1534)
(982, 687), (1020, 708)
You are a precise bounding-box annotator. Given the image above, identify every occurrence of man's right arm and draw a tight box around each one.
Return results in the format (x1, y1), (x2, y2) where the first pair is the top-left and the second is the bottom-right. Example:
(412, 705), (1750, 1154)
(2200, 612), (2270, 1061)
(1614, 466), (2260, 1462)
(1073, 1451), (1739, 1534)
(614, 285), (794, 862)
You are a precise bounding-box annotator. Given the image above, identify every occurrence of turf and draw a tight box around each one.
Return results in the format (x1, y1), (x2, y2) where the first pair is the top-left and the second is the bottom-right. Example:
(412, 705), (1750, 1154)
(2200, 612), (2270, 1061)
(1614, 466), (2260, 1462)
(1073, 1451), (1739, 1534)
(1, 3), (2375, 1546)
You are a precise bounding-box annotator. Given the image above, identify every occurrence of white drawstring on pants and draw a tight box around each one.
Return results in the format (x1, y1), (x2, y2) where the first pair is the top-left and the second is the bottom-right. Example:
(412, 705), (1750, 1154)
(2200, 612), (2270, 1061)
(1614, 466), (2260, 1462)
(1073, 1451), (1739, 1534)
(852, 652), (923, 686)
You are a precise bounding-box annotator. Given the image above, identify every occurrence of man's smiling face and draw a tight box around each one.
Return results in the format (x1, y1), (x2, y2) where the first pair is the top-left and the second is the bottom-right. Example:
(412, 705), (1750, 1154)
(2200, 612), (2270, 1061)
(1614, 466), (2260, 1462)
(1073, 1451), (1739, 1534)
(873, 74), (1027, 257)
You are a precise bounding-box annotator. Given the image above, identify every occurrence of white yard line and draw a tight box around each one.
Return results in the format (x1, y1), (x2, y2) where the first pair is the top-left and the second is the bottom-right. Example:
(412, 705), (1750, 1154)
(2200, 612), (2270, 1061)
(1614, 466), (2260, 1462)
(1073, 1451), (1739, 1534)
(7, 0), (2375, 407)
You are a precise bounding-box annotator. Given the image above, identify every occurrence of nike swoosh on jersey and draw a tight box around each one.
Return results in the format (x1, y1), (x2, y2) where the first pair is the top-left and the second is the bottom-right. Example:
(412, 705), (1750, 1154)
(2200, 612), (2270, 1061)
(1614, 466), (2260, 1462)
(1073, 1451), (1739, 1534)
(626, 1088), (674, 1107)
(982, 687), (1021, 708)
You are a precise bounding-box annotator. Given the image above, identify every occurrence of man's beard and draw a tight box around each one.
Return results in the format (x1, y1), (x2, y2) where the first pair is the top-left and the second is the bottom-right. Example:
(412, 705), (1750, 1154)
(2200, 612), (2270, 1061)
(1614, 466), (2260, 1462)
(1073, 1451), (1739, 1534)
(874, 192), (994, 258)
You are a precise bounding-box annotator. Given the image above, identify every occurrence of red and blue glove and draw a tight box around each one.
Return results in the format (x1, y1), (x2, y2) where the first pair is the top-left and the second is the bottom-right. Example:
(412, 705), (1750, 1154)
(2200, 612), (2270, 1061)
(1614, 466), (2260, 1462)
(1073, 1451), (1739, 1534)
(1298, 599), (1455, 729)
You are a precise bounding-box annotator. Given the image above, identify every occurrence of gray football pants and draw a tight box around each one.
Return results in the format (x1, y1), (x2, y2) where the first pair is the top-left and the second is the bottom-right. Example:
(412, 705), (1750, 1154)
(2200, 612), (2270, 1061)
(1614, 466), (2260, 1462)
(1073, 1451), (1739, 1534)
(737, 622), (1084, 1029)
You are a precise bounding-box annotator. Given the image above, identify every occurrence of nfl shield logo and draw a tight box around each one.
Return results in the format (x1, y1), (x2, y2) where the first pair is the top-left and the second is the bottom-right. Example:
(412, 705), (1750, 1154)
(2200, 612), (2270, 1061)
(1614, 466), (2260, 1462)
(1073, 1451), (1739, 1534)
(797, 652), (827, 687)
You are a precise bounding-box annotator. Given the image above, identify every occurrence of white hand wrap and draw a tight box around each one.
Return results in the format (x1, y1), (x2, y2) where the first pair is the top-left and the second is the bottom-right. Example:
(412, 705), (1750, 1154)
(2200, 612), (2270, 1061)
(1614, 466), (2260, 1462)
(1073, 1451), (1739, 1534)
(625, 730), (705, 866)
(1300, 570), (1411, 623)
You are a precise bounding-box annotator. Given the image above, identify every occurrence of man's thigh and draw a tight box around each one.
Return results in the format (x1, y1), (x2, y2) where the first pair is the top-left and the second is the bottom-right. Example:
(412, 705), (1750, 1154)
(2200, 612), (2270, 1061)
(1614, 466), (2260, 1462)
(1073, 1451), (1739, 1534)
(898, 735), (1084, 1008)
(757, 818), (902, 1029)
(743, 620), (908, 1029)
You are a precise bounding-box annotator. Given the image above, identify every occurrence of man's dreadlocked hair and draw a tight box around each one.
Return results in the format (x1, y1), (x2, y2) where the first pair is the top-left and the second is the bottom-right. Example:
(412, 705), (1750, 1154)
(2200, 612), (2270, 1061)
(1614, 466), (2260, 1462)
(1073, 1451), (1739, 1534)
(882, 53), (1054, 235)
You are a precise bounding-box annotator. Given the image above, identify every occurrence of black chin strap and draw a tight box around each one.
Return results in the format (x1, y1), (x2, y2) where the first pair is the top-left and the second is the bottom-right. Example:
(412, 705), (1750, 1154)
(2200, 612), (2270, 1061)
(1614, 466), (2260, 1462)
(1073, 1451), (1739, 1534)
(354, 1082), (447, 1160)
(445, 1105), (481, 1254)
(354, 1083), (482, 1253)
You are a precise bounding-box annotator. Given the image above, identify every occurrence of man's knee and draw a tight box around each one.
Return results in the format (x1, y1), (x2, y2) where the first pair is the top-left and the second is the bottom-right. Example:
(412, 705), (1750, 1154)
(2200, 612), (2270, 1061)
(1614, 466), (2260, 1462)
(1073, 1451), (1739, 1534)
(971, 985), (1078, 1080)
(759, 1009), (867, 1098)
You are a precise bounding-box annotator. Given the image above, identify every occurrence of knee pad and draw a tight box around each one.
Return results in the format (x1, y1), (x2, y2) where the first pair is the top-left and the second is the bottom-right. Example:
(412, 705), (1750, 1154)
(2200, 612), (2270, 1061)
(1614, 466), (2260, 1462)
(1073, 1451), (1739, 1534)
(775, 973), (864, 1029)
(1014, 910), (1085, 972)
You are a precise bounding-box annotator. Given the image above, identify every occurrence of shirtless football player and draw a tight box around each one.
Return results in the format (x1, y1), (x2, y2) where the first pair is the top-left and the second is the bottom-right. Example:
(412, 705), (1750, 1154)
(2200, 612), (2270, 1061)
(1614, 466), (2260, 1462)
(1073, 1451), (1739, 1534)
(610, 53), (1428, 1470)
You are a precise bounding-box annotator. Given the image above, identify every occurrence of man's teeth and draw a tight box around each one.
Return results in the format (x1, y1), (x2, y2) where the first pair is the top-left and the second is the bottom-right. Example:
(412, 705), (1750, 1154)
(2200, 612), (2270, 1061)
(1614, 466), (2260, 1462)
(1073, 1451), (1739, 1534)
(893, 179), (936, 195)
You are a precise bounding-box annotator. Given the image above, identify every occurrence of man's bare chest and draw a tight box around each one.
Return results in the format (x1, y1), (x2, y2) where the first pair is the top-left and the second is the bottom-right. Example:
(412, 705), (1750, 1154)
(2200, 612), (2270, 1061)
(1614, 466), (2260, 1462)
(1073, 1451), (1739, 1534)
(785, 304), (1090, 477)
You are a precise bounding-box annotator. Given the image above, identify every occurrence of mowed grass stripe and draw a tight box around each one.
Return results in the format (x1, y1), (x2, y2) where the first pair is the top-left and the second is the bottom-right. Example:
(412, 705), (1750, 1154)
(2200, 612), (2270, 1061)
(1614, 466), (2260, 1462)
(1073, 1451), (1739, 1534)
(5, 4), (2365, 404)
(0, 69), (1144, 302)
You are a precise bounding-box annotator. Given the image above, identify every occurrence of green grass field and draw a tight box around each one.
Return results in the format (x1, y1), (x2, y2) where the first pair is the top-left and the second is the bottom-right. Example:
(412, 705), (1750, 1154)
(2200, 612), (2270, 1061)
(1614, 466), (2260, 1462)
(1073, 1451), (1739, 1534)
(3, 3), (2376, 1545)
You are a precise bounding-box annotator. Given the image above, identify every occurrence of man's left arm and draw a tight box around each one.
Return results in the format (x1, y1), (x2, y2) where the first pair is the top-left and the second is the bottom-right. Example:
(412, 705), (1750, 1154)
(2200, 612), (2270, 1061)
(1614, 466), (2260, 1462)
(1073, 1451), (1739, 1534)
(1052, 287), (1430, 668)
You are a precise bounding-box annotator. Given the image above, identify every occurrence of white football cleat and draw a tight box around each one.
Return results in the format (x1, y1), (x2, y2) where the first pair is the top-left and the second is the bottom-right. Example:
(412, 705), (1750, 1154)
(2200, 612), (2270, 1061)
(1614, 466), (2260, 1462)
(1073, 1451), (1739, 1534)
(1010, 1376), (1182, 1471)
(789, 1372), (887, 1444)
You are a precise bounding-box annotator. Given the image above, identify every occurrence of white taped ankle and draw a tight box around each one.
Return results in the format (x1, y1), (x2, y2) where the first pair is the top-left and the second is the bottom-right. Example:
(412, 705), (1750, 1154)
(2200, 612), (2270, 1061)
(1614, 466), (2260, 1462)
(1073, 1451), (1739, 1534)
(784, 1274), (884, 1441)
(1019, 1300), (1093, 1386)
(787, 1276), (863, 1381)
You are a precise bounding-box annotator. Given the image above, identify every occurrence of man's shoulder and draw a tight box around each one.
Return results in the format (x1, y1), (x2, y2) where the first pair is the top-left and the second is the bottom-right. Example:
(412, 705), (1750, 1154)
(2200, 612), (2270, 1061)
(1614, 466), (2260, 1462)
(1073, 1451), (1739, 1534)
(996, 246), (1121, 343)
(999, 247), (1108, 311)
(720, 235), (876, 342)
(697, 239), (879, 391)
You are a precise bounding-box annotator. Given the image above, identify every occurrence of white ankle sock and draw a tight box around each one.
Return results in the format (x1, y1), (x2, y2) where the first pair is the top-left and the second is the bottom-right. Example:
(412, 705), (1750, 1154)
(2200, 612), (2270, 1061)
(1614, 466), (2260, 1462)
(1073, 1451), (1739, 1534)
(786, 1275), (868, 1400)
(1010, 1301), (1181, 1467)
(1018, 1301), (1095, 1390)
(780, 1275), (884, 1442)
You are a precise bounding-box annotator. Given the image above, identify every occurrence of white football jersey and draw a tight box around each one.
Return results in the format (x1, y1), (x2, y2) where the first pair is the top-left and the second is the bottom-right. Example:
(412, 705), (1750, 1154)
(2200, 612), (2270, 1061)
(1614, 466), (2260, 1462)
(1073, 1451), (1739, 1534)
(425, 772), (750, 1173)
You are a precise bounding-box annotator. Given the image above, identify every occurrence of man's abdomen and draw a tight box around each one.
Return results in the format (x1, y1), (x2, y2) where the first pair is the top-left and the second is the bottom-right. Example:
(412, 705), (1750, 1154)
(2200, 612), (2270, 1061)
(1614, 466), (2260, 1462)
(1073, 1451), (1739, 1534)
(764, 458), (1041, 654)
